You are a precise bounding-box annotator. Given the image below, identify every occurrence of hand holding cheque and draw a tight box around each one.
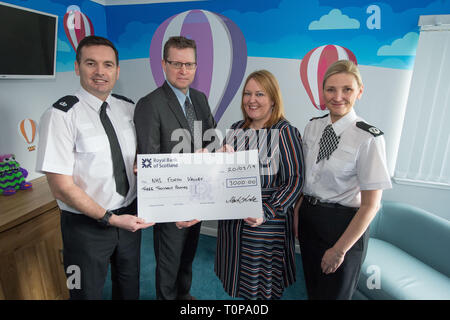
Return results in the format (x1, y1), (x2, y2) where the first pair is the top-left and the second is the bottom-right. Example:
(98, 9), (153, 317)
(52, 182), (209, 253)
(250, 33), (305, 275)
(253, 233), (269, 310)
(137, 150), (263, 223)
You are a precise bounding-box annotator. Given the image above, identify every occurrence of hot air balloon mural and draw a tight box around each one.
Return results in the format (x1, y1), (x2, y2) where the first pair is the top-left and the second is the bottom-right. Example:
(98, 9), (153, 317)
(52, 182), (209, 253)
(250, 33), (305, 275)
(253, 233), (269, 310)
(18, 118), (37, 152)
(63, 5), (94, 52)
(150, 10), (247, 122)
(300, 45), (357, 110)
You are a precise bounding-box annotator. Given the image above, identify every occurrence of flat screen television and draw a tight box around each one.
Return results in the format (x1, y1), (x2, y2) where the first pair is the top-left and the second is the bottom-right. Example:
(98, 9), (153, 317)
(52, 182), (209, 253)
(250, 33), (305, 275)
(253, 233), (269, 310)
(0, 2), (58, 79)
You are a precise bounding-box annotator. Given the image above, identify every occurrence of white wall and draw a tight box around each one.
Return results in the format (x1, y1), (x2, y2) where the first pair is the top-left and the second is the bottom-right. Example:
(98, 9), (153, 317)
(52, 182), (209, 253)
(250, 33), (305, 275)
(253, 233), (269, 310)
(0, 71), (79, 181)
(1, 56), (448, 220)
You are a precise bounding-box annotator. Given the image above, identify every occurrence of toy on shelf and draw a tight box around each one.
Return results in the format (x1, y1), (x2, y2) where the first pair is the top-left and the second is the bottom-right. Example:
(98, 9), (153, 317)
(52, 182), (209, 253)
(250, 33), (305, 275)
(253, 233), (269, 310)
(0, 154), (32, 196)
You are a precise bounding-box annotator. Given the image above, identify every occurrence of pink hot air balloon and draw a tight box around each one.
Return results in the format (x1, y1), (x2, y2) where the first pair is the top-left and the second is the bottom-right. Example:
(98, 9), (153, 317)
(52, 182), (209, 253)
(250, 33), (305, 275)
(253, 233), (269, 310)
(63, 8), (94, 52)
(300, 45), (357, 110)
(150, 10), (247, 123)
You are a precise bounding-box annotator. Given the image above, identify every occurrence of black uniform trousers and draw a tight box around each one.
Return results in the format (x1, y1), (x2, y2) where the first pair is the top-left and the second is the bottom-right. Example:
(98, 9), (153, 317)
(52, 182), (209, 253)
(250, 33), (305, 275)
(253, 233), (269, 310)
(60, 199), (141, 300)
(298, 200), (368, 300)
(153, 221), (201, 300)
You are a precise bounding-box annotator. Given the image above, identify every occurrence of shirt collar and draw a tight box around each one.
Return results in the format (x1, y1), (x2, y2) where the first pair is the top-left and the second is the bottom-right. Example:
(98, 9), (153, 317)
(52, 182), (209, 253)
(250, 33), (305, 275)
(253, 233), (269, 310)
(328, 108), (357, 136)
(77, 87), (112, 112)
(166, 81), (190, 106)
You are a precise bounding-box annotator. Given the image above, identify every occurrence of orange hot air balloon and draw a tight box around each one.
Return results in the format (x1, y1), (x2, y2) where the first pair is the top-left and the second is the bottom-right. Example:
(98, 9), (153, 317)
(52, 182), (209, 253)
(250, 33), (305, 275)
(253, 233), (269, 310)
(18, 118), (37, 151)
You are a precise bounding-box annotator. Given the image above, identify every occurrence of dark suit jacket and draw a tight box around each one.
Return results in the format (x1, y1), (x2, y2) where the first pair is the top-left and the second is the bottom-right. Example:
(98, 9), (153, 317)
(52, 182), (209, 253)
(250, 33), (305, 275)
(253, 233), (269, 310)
(134, 81), (216, 300)
(134, 81), (217, 154)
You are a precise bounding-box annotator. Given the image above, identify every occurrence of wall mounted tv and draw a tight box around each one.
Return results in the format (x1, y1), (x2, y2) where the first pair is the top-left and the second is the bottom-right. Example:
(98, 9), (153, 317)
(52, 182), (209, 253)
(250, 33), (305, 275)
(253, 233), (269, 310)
(0, 2), (58, 79)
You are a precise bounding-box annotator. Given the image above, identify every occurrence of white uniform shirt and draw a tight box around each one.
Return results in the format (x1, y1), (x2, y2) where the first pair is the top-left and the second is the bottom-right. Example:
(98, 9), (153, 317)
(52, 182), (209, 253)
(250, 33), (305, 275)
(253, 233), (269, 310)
(302, 109), (392, 208)
(36, 87), (137, 213)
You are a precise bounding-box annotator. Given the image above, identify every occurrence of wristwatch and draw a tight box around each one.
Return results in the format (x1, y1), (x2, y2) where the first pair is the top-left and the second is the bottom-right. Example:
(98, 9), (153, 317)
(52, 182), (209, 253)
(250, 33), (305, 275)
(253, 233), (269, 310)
(98, 210), (113, 226)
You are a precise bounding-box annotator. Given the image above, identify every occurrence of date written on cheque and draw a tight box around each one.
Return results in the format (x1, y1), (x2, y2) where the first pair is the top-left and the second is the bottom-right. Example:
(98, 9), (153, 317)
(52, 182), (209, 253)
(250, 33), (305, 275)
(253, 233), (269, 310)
(226, 177), (258, 188)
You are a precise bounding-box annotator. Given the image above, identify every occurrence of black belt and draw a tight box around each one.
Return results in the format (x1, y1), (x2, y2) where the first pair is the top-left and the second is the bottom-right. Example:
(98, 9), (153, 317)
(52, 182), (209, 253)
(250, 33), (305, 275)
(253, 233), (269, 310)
(303, 195), (357, 211)
(111, 198), (137, 215)
(62, 198), (137, 217)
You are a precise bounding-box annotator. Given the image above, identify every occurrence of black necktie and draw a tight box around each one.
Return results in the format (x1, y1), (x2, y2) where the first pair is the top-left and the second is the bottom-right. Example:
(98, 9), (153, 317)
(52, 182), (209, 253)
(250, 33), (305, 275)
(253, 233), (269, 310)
(184, 97), (201, 147)
(99, 102), (129, 197)
(316, 124), (340, 163)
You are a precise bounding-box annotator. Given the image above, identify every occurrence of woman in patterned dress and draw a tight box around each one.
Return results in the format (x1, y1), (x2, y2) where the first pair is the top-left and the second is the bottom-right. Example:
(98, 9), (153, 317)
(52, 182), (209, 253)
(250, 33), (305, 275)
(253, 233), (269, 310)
(215, 70), (305, 299)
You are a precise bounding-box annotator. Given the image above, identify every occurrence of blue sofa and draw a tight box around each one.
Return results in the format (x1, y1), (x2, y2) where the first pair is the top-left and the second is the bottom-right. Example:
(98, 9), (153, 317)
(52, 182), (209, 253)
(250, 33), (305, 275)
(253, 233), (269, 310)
(354, 201), (450, 300)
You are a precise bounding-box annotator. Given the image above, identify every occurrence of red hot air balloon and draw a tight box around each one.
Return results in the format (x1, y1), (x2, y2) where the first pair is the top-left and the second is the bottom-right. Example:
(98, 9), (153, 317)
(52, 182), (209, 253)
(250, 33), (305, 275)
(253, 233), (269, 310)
(63, 8), (94, 52)
(18, 118), (37, 152)
(300, 45), (357, 110)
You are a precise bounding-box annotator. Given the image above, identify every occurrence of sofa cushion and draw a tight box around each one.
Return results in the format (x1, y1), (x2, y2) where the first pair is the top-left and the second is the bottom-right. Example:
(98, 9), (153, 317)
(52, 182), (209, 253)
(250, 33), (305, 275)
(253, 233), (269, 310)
(358, 238), (450, 300)
(370, 201), (450, 277)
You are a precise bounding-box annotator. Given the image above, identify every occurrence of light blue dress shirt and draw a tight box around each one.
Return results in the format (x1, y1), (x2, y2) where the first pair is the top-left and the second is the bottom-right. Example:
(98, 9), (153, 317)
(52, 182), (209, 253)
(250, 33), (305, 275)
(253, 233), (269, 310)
(166, 81), (191, 117)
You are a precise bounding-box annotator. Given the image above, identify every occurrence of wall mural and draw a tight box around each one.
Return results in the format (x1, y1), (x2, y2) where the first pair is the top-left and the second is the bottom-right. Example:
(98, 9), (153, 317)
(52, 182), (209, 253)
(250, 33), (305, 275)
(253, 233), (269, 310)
(5, 0), (448, 150)
(63, 4), (95, 52)
(17, 119), (38, 152)
(3, 0), (448, 72)
(300, 45), (357, 111)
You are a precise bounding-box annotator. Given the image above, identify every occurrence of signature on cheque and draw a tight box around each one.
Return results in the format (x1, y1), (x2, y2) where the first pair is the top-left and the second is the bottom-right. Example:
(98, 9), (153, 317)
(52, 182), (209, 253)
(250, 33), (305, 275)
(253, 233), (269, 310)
(226, 195), (258, 204)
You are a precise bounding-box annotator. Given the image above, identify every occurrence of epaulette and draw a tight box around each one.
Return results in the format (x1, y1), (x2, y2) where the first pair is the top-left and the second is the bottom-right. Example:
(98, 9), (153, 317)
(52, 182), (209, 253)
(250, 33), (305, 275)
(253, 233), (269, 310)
(356, 121), (384, 137)
(112, 93), (135, 104)
(309, 113), (328, 121)
(53, 95), (79, 112)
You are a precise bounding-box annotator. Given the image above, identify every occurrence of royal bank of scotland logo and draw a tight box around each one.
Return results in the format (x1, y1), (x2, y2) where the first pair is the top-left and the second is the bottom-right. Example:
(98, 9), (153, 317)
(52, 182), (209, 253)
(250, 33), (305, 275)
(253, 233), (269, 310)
(142, 158), (152, 169)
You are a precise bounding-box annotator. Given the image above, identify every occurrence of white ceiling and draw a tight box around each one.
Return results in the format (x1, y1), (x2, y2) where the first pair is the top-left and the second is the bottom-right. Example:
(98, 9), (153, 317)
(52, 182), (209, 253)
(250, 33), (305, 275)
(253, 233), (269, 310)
(90, 0), (207, 6)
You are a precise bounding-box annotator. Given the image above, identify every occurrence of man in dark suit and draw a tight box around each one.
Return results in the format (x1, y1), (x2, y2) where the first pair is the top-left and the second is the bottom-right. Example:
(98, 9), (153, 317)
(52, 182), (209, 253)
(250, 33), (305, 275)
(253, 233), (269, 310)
(134, 36), (217, 300)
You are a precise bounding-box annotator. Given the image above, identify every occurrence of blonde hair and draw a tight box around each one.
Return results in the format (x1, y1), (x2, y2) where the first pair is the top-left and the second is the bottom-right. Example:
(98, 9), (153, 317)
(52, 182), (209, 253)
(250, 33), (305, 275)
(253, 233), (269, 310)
(323, 60), (363, 89)
(241, 70), (285, 129)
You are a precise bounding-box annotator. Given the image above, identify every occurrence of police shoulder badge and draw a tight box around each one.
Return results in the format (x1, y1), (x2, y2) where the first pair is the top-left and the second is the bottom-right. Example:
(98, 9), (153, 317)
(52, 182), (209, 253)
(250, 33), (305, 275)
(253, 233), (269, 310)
(52, 95), (79, 112)
(356, 121), (383, 137)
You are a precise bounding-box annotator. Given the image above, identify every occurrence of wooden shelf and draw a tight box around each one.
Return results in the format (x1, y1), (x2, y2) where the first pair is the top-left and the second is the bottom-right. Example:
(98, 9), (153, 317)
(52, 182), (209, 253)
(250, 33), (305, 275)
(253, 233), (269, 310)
(0, 176), (56, 233)
(0, 176), (69, 300)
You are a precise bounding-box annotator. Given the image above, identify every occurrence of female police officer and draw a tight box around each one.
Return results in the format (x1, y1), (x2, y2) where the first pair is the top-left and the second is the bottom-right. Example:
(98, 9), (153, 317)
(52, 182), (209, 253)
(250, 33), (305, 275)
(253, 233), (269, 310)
(294, 60), (392, 300)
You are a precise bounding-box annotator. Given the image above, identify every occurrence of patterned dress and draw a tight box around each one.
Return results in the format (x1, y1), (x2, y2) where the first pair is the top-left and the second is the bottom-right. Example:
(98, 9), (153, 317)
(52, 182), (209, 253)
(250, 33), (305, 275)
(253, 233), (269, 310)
(215, 119), (304, 299)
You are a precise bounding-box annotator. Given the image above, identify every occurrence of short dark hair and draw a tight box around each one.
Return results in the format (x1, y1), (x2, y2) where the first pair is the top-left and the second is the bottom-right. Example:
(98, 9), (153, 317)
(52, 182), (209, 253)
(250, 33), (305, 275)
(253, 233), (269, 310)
(76, 35), (119, 65)
(163, 36), (197, 62)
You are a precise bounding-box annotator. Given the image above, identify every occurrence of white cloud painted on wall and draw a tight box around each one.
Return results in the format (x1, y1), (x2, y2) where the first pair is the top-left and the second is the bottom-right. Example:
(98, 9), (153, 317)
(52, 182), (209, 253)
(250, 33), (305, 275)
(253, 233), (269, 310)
(377, 32), (419, 56)
(308, 9), (360, 30)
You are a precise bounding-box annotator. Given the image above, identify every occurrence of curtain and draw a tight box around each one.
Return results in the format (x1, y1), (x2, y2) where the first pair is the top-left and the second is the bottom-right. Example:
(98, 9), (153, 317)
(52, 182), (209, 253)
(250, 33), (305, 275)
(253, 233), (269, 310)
(394, 16), (450, 189)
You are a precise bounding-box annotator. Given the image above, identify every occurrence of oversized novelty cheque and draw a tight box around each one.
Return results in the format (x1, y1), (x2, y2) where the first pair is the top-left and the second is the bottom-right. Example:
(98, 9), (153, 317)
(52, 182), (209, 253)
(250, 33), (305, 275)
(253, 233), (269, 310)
(137, 151), (263, 223)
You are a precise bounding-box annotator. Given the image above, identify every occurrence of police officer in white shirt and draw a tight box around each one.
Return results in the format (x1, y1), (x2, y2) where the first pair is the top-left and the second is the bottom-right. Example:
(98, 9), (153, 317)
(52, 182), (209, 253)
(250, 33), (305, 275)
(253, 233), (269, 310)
(294, 60), (392, 300)
(36, 36), (154, 300)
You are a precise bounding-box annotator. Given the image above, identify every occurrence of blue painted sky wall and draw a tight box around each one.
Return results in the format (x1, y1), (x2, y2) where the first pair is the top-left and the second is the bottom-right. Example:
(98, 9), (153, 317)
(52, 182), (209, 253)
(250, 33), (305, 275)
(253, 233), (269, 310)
(3, 0), (450, 71)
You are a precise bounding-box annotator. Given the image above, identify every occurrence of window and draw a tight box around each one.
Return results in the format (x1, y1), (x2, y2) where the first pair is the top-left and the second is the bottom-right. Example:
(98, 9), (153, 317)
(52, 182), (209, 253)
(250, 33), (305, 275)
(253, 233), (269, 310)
(394, 15), (450, 189)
